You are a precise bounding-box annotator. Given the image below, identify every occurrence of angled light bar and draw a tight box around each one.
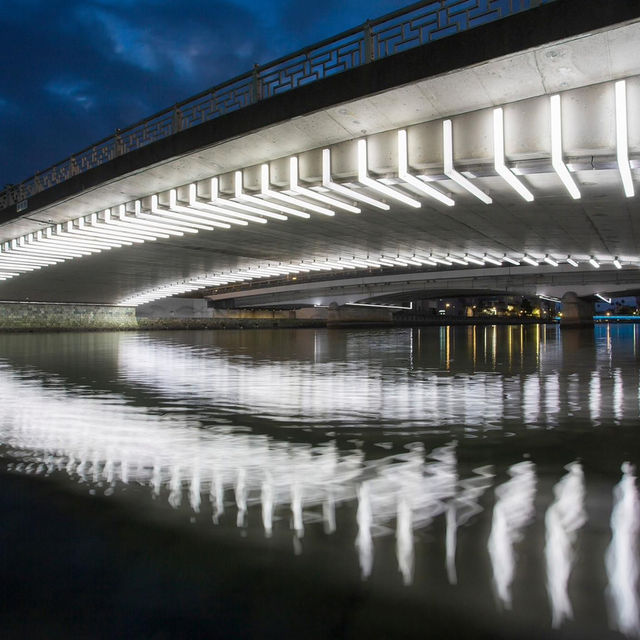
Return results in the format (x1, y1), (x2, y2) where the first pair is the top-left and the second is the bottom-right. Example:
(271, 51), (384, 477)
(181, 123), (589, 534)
(443, 120), (492, 204)
(322, 149), (389, 210)
(595, 293), (611, 304)
(615, 80), (635, 198)
(301, 261), (332, 271)
(17, 236), (80, 260)
(543, 255), (559, 267)
(213, 178), (286, 222)
(151, 195), (223, 231)
(411, 256), (437, 266)
(234, 172), (299, 219)
(502, 255), (521, 266)
(357, 139), (421, 208)
(188, 183), (266, 225)
(589, 257), (600, 269)
(613, 257), (622, 269)
(346, 258), (373, 268)
(550, 94), (581, 199)
(566, 257), (579, 267)
(522, 255), (539, 266)
(77, 217), (147, 243)
(539, 295), (561, 303)
(430, 254), (453, 266)
(464, 254), (485, 266)
(323, 260), (356, 269)
(65, 220), (133, 246)
(169, 189), (246, 227)
(43, 227), (105, 252)
(289, 158), (359, 213)
(493, 108), (534, 202)
(446, 254), (468, 265)
(129, 202), (196, 235)
(397, 130), (454, 206)
(53, 224), (112, 249)
(0, 262), (37, 272)
(78, 218), (151, 243)
(373, 257), (398, 266)
(63, 221), (125, 247)
(21, 235), (87, 257)
(0, 254), (59, 267)
(483, 254), (502, 266)
(101, 209), (173, 239)
(260, 165), (326, 217)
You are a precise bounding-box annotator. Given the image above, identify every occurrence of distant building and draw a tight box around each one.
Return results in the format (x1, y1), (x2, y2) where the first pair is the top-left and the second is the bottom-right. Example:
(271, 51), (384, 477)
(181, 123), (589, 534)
(594, 296), (639, 314)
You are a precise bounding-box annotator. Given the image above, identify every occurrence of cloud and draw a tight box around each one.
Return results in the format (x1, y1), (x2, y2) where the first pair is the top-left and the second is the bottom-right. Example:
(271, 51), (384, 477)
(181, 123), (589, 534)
(0, 0), (409, 187)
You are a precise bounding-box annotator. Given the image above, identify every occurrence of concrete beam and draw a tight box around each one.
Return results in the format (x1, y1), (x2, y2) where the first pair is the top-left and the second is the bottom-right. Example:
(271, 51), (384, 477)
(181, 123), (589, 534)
(1, 0), (638, 226)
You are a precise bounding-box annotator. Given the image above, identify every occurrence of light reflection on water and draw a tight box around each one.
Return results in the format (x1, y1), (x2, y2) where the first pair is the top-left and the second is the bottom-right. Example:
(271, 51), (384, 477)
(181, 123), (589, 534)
(0, 325), (638, 638)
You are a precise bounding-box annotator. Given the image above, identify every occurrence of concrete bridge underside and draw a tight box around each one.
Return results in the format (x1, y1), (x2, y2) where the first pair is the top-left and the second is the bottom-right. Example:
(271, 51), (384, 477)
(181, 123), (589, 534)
(0, 0), (639, 309)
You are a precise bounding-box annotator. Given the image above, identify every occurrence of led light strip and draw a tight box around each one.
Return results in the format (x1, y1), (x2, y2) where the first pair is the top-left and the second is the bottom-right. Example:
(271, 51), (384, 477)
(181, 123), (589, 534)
(150, 195), (225, 230)
(397, 130), (454, 206)
(117, 250), (545, 306)
(290, 158), (360, 213)
(260, 164), (329, 217)
(615, 80), (635, 198)
(1, 79), (636, 290)
(210, 178), (287, 221)
(443, 120), (492, 204)
(357, 139), (421, 208)
(493, 108), (534, 202)
(322, 149), (389, 210)
(235, 171), (304, 218)
(169, 189), (249, 227)
(550, 94), (581, 199)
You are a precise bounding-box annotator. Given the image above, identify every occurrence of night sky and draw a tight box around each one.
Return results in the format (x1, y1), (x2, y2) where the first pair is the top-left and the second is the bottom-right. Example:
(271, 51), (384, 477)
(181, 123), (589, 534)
(0, 0), (411, 188)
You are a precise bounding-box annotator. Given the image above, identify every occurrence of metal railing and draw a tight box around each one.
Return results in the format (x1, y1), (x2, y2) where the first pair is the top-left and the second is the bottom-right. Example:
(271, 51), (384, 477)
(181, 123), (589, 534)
(0, 0), (557, 210)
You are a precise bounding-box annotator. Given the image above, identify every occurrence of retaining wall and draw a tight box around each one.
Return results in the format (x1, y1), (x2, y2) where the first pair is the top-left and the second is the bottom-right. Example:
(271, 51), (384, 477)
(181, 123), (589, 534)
(0, 302), (138, 331)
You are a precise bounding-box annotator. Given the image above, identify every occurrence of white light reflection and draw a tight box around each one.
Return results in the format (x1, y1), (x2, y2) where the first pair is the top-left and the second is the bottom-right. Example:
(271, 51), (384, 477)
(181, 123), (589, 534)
(356, 481), (374, 579)
(606, 463), (640, 638)
(488, 461), (537, 609)
(545, 462), (587, 628)
(0, 358), (495, 589)
(447, 462), (494, 585)
(0, 332), (637, 631)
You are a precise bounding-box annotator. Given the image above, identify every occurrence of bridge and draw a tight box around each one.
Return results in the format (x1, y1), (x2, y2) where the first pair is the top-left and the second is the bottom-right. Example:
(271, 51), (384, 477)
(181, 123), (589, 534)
(0, 0), (639, 326)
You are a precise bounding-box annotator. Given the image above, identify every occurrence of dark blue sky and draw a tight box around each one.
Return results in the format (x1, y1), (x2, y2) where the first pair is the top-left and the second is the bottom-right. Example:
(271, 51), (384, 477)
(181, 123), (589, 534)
(0, 0), (411, 187)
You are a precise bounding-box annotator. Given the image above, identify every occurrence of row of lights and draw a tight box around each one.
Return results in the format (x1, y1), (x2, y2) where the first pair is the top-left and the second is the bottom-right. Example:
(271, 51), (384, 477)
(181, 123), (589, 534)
(119, 252), (630, 306)
(0, 81), (634, 294)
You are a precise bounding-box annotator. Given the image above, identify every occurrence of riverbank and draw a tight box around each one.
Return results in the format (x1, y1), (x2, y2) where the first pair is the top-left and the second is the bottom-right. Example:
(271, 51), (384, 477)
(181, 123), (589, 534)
(0, 300), (564, 332)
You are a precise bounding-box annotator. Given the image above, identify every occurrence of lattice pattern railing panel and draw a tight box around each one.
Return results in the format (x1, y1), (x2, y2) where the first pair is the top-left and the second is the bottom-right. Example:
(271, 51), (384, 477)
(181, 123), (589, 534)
(0, 0), (557, 210)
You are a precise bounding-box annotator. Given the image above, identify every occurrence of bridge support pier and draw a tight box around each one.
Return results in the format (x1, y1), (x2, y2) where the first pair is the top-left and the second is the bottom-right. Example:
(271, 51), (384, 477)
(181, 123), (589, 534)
(560, 291), (594, 329)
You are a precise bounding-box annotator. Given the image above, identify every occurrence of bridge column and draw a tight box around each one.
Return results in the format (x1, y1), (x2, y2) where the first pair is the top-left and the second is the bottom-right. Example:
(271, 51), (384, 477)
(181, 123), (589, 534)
(560, 291), (594, 329)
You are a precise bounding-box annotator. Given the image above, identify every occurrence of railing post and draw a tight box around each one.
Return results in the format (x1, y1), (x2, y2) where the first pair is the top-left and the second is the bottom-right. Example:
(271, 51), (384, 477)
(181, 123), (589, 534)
(252, 63), (262, 103)
(172, 105), (182, 133)
(114, 130), (123, 158)
(363, 20), (374, 63)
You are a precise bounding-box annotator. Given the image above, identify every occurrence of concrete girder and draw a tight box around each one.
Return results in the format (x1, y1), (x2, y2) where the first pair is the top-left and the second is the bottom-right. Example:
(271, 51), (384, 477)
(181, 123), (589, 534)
(202, 265), (640, 309)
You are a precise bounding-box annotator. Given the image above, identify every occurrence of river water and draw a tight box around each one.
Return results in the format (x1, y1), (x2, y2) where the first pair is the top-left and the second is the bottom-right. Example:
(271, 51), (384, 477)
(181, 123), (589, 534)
(0, 325), (638, 639)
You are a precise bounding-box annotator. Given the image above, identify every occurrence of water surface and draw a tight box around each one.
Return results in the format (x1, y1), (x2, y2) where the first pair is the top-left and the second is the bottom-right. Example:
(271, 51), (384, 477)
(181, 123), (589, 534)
(0, 325), (638, 638)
